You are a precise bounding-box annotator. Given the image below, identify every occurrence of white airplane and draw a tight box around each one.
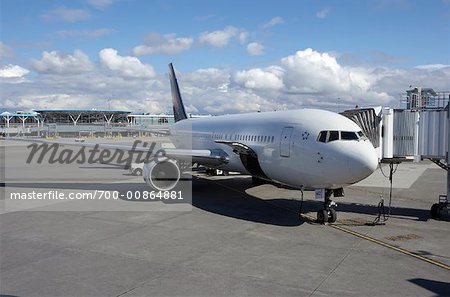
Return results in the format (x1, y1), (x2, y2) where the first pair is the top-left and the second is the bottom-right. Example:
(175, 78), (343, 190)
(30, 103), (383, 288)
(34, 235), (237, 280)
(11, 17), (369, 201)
(10, 63), (378, 224)
(143, 64), (379, 224)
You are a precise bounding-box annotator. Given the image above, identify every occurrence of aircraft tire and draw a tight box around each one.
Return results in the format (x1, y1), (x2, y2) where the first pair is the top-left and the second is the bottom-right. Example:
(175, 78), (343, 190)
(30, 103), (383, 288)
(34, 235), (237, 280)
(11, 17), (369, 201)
(328, 208), (337, 223)
(317, 209), (329, 224)
(430, 203), (441, 219)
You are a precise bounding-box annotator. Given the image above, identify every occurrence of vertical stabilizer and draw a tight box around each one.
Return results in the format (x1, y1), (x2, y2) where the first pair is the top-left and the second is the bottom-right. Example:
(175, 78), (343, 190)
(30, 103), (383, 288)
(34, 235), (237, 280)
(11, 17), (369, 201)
(168, 63), (188, 122)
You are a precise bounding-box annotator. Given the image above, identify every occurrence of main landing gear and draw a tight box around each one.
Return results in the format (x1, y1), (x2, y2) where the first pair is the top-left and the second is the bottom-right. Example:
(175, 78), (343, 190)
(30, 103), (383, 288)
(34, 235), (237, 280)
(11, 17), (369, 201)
(317, 189), (338, 224)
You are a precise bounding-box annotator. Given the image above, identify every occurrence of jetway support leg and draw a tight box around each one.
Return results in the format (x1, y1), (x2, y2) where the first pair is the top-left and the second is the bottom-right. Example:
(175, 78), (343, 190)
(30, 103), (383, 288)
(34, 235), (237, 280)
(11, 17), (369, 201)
(431, 166), (450, 219)
(431, 194), (449, 219)
(430, 107), (450, 220)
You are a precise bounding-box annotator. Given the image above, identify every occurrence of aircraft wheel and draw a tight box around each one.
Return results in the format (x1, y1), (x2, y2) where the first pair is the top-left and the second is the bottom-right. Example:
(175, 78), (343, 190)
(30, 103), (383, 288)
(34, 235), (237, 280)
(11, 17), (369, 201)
(430, 203), (441, 219)
(317, 209), (329, 224)
(328, 208), (337, 223)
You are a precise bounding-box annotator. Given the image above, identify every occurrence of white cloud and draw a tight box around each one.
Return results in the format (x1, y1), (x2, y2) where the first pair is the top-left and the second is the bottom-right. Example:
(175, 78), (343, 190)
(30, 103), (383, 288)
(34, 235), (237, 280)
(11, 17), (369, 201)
(57, 28), (115, 39)
(201, 92), (266, 114)
(414, 64), (450, 70)
(133, 33), (193, 56)
(31, 50), (94, 74)
(234, 67), (284, 91)
(262, 16), (284, 28)
(41, 8), (91, 22)
(99, 48), (155, 78)
(280, 48), (391, 103)
(2, 94), (94, 110)
(2, 47), (450, 115)
(0, 65), (30, 78)
(247, 42), (264, 56)
(199, 26), (247, 48)
(169, 67), (276, 114)
(182, 68), (230, 87)
(316, 7), (330, 19)
(87, 0), (114, 9)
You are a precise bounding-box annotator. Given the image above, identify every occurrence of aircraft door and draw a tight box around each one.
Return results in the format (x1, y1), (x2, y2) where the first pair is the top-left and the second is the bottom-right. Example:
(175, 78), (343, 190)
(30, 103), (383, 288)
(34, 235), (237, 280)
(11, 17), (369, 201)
(280, 127), (293, 157)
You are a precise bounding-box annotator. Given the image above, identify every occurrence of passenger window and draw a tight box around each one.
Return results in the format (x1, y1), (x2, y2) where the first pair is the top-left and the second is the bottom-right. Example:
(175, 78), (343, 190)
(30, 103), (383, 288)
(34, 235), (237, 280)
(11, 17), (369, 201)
(328, 131), (339, 142)
(318, 131), (327, 143)
(341, 131), (358, 140)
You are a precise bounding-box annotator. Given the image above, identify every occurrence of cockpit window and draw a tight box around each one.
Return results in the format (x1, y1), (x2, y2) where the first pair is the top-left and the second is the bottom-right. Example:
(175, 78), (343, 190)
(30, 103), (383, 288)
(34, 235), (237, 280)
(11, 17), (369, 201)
(317, 130), (366, 143)
(328, 131), (339, 142)
(357, 131), (367, 140)
(318, 131), (327, 143)
(341, 131), (359, 140)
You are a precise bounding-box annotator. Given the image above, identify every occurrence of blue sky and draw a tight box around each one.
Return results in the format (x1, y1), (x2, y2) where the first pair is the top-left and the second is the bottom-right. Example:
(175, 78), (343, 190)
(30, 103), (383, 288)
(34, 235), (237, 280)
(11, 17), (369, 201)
(1, 0), (449, 114)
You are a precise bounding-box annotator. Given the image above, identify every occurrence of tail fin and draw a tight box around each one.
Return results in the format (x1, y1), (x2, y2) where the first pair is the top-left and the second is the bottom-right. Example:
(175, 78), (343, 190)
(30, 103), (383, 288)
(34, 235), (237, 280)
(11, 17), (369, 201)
(168, 63), (188, 122)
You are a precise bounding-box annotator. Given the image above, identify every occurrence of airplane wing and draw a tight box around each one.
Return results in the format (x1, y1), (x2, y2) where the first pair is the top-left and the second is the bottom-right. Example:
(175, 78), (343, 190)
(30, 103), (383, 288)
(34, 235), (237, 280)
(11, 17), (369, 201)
(6, 137), (229, 167)
(164, 148), (229, 166)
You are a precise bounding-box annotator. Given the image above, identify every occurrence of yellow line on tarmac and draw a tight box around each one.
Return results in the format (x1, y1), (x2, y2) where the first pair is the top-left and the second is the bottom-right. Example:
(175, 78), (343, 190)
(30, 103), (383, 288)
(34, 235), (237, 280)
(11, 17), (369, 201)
(195, 175), (450, 272)
(329, 223), (450, 271)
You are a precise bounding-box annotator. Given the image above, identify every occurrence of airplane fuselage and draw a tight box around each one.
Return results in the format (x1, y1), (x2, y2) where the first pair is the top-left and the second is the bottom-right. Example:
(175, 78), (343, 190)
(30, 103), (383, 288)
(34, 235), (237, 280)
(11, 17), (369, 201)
(170, 108), (378, 190)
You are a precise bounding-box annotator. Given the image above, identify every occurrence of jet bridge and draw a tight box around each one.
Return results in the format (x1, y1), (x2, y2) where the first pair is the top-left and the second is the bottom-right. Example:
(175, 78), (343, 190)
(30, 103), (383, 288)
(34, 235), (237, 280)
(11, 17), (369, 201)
(342, 107), (450, 219)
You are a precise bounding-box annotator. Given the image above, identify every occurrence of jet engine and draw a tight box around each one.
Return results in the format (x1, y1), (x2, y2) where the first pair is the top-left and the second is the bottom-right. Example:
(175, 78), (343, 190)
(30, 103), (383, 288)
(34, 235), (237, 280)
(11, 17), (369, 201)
(143, 159), (180, 191)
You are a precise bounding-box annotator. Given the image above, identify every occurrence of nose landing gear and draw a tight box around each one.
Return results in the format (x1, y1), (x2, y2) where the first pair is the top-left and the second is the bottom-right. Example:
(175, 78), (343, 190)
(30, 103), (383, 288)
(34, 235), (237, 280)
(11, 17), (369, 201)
(317, 189), (338, 224)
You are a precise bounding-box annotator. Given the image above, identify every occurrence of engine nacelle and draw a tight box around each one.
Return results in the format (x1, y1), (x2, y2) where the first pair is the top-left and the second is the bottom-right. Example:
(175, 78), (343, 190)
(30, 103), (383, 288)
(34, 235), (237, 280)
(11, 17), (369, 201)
(143, 159), (180, 191)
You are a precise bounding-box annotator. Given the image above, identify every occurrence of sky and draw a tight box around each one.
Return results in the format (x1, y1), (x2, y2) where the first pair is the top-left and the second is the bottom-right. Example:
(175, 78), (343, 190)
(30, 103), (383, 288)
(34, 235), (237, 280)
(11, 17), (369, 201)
(1, 0), (449, 114)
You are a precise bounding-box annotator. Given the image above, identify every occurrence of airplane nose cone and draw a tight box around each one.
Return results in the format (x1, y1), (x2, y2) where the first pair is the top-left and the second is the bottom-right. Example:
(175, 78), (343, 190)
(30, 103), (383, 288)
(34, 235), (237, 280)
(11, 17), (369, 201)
(347, 148), (378, 182)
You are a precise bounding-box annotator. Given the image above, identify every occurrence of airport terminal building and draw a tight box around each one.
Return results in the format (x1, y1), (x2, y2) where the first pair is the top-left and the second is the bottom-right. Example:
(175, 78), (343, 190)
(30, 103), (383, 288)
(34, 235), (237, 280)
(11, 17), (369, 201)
(0, 109), (176, 137)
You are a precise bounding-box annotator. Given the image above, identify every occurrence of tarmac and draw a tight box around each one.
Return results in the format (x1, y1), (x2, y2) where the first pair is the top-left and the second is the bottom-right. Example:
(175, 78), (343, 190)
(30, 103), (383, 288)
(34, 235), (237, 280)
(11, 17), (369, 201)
(1, 137), (450, 297)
